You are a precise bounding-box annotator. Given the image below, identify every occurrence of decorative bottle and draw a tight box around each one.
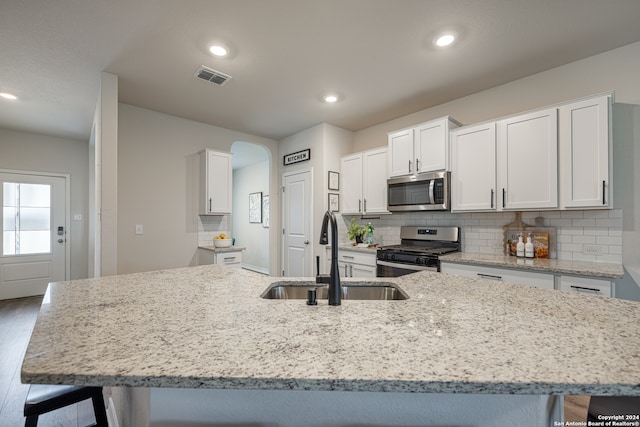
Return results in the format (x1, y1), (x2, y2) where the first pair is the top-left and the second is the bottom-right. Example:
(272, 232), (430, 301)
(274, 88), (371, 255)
(525, 232), (534, 258)
(366, 222), (374, 245)
(516, 233), (525, 258)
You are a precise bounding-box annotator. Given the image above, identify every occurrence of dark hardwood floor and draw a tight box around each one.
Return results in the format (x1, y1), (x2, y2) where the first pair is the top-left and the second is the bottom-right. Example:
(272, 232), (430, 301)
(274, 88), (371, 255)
(0, 296), (94, 427)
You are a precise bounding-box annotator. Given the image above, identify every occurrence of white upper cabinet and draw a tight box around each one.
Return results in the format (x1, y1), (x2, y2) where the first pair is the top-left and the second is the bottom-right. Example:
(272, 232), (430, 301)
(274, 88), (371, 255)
(450, 122), (497, 211)
(388, 117), (460, 177)
(341, 153), (364, 214)
(559, 95), (612, 209)
(341, 147), (389, 215)
(498, 108), (558, 210)
(199, 149), (232, 215)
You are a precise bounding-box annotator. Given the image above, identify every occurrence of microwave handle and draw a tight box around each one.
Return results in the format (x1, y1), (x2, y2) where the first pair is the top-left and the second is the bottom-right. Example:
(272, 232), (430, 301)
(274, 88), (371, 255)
(428, 180), (435, 205)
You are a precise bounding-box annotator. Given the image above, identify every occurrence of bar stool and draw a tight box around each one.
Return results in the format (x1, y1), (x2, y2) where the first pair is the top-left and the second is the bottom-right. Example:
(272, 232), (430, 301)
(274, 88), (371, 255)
(24, 384), (108, 427)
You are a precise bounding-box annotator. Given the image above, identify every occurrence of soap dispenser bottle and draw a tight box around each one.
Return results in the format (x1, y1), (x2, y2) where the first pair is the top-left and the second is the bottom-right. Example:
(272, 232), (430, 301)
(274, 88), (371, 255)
(516, 233), (525, 258)
(525, 232), (534, 258)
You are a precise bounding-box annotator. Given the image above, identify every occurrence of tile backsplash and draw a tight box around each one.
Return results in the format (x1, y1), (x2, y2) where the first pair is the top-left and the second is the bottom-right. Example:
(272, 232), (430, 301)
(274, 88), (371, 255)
(198, 215), (230, 247)
(338, 209), (623, 263)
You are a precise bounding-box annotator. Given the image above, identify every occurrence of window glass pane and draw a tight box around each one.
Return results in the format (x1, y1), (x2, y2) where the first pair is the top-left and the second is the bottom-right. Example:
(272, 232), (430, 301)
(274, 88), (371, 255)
(19, 231), (50, 254)
(20, 184), (50, 207)
(19, 207), (50, 231)
(2, 182), (52, 255)
(3, 207), (17, 231)
(3, 232), (16, 255)
(3, 182), (17, 207)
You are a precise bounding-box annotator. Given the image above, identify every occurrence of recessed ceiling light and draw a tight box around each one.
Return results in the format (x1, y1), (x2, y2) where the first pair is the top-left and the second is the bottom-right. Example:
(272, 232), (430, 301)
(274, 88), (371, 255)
(209, 44), (228, 57)
(434, 33), (455, 47)
(323, 94), (339, 103)
(0, 92), (17, 100)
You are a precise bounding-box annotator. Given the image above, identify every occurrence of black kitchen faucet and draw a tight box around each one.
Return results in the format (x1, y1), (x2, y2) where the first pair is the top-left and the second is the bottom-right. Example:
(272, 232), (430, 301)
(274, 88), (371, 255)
(318, 210), (341, 306)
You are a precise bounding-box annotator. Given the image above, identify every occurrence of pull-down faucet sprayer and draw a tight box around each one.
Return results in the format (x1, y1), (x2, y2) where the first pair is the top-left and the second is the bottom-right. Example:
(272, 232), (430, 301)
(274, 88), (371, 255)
(319, 210), (341, 306)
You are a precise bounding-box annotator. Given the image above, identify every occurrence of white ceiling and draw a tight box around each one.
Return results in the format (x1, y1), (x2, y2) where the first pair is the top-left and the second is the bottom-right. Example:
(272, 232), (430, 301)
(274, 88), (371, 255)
(2, 0), (640, 142)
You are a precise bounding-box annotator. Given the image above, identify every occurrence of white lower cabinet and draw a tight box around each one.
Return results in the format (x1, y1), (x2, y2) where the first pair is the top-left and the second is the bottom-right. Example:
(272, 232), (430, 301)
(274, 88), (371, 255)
(440, 262), (555, 290)
(199, 249), (243, 268)
(558, 275), (613, 298)
(328, 249), (377, 278)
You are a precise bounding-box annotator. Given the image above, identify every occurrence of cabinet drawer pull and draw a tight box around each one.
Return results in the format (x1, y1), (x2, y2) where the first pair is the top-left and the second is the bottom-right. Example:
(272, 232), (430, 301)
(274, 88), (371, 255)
(570, 285), (601, 293)
(477, 273), (503, 280)
(502, 188), (506, 208)
(490, 189), (494, 209)
(416, 158), (420, 172)
(342, 255), (355, 259)
(223, 257), (236, 261)
(602, 180), (606, 205)
(363, 199), (367, 213)
(359, 199), (362, 212)
(209, 198), (212, 212)
(408, 160), (412, 174)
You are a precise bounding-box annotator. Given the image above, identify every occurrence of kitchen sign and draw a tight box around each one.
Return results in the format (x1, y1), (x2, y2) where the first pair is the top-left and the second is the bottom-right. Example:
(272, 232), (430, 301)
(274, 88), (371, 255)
(283, 149), (310, 165)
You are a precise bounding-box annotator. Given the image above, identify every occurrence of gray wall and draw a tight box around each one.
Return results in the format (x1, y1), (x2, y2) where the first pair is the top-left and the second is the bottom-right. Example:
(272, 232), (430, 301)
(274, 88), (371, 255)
(116, 103), (279, 275)
(0, 127), (89, 280)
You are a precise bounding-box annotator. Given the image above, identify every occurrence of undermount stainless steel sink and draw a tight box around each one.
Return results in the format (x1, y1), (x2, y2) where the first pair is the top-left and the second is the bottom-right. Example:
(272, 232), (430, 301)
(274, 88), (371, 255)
(260, 281), (409, 300)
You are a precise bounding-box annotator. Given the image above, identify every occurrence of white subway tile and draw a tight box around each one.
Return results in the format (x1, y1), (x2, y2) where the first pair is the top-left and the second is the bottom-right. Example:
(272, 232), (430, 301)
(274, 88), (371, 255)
(573, 235), (596, 244)
(572, 218), (595, 227)
(561, 211), (584, 218)
(609, 209), (623, 218)
(596, 236), (622, 245)
(596, 218), (623, 228)
(597, 253), (623, 263)
(572, 253), (596, 262)
(583, 211), (610, 219)
(583, 229), (608, 236)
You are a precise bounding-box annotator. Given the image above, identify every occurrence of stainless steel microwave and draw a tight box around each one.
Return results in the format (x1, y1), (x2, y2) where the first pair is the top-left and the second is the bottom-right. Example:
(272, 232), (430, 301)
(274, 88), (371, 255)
(387, 171), (451, 212)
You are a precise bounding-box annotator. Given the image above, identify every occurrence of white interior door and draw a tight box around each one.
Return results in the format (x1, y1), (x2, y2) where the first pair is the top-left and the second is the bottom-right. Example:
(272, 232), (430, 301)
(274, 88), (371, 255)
(0, 172), (68, 300)
(282, 170), (312, 277)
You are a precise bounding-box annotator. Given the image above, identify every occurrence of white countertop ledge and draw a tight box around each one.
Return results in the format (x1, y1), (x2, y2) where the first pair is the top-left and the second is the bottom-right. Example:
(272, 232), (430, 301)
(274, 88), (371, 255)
(21, 265), (640, 395)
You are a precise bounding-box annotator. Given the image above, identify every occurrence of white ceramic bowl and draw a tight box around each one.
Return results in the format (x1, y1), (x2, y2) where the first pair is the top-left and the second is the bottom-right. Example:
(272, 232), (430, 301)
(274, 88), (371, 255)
(213, 238), (232, 248)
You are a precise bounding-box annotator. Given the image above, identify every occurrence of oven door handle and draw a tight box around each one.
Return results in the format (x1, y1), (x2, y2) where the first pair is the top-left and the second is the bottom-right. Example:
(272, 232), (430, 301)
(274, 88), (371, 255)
(376, 260), (437, 272)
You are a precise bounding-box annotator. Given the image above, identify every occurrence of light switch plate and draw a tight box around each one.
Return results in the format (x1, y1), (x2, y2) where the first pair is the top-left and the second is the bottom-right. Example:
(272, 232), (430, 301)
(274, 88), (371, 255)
(135, 224), (143, 235)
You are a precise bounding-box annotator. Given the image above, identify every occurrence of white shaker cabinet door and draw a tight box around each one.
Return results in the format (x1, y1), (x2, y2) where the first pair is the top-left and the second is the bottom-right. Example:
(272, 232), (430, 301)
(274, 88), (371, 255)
(341, 153), (363, 214)
(388, 128), (414, 177)
(450, 122), (497, 211)
(362, 147), (389, 214)
(498, 108), (558, 210)
(559, 95), (611, 209)
(415, 119), (448, 173)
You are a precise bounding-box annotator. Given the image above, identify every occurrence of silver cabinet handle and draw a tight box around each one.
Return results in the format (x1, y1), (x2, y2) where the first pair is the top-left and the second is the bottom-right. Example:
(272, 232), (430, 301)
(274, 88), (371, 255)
(358, 199), (362, 212)
(363, 199), (367, 213)
(477, 273), (503, 280)
(502, 188), (506, 208)
(570, 285), (601, 293)
(602, 180), (606, 205)
(350, 265), (353, 277)
(490, 189), (494, 209)
(416, 158), (420, 172)
(209, 198), (212, 212)
(408, 160), (412, 174)
(342, 255), (355, 259)
(344, 265), (348, 277)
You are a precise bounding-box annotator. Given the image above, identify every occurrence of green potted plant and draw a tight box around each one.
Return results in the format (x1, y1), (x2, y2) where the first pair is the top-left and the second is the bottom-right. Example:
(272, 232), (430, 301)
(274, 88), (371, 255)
(346, 218), (368, 244)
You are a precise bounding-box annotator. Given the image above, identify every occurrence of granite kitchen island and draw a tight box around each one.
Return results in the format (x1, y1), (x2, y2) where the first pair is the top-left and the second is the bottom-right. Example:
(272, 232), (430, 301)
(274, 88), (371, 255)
(21, 265), (640, 426)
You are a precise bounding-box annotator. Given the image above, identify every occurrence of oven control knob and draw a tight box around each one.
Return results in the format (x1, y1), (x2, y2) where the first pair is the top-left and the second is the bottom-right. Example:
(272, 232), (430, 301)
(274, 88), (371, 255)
(390, 254), (395, 261)
(416, 257), (424, 265)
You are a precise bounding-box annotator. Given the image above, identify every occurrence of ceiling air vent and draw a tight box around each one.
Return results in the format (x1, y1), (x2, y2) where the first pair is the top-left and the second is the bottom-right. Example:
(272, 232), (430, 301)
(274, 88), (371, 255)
(194, 65), (232, 86)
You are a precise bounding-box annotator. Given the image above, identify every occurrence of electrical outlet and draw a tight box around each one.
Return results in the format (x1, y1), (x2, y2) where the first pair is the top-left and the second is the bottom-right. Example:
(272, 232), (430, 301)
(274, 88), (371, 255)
(583, 245), (602, 255)
(135, 224), (143, 235)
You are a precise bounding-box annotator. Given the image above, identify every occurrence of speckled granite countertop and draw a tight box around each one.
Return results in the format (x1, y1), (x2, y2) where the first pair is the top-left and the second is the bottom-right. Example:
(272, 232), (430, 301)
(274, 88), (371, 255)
(441, 252), (624, 279)
(199, 246), (246, 253)
(22, 265), (639, 395)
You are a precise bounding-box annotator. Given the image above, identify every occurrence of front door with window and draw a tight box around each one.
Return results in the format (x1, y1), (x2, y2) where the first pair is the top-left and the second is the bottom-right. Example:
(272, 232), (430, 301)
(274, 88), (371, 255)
(0, 172), (67, 300)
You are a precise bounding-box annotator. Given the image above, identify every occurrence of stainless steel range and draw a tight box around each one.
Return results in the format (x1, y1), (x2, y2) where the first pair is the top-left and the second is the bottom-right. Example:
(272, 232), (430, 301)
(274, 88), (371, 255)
(376, 226), (461, 277)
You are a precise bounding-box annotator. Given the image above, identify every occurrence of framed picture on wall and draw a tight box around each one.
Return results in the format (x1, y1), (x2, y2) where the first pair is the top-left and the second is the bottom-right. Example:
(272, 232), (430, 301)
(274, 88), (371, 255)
(328, 171), (339, 190)
(328, 193), (339, 212)
(262, 195), (269, 228)
(249, 192), (262, 223)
